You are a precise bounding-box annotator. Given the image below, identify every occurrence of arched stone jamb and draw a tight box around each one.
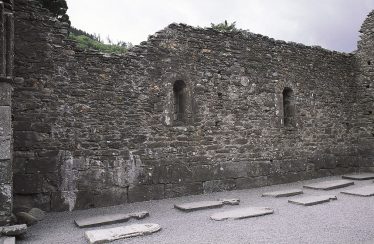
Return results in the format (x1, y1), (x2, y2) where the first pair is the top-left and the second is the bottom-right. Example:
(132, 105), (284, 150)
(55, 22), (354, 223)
(162, 72), (194, 126)
(274, 80), (297, 128)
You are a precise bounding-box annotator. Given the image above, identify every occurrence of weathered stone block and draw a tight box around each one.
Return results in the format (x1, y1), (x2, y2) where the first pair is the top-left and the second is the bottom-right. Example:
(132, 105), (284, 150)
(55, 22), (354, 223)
(93, 187), (128, 208)
(0, 160), (12, 184)
(0, 83), (11, 106)
(169, 164), (193, 183)
(0, 184), (12, 213)
(74, 190), (95, 210)
(0, 137), (10, 160)
(311, 154), (337, 170)
(235, 177), (269, 190)
(13, 174), (43, 194)
(77, 169), (108, 190)
(203, 179), (236, 194)
(50, 192), (71, 212)
(0, 106), (11, 138)
(25, 157), (58, 173)
(165, 182), (203, 198)
(128, 185), (164, 203)
(190, 165), (215, 182)
(218, 162), (249, 179)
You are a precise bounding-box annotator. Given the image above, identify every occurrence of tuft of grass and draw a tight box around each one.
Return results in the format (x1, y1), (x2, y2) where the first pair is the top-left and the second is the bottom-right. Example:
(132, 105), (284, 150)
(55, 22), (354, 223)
(69, 33), (127, 54)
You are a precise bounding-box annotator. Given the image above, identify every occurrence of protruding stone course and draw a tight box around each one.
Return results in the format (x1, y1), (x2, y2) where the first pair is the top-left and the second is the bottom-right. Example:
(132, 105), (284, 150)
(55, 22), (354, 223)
(84, 223), (161, 244)
(288, 195), (337, 206)
(303, 180), (354, 190)
(341, 185), (374, 197)
(262, 189), (303, 197)
(75, 211), (149, 228)
(210, 207), (274, 221)
(342, 173), (374, 180)
(174, 198), (240, 212)
(0, 224), (27, 236)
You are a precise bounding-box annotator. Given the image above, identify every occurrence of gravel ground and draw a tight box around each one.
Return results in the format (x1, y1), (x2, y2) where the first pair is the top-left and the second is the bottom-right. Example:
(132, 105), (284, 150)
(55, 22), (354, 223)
(18, 176), (374, 244)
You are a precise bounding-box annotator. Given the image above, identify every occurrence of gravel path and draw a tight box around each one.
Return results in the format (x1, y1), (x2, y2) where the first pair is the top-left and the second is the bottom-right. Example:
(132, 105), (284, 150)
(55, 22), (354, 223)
(18, 176), (374, 244)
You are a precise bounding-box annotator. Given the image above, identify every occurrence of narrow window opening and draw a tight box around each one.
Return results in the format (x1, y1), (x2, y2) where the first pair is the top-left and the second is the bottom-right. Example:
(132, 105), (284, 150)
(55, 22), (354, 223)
(368, 60), (372, 65)
(283, 87), (295, 127)
(173, 80), (186, 121)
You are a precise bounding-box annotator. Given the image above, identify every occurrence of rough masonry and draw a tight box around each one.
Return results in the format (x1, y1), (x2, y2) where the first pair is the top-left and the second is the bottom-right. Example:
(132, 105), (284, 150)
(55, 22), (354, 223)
(1, 0), (373, 213)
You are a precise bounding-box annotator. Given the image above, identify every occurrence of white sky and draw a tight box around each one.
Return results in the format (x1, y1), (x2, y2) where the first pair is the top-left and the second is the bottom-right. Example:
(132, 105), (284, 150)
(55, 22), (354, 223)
(66, 0), (374, 52)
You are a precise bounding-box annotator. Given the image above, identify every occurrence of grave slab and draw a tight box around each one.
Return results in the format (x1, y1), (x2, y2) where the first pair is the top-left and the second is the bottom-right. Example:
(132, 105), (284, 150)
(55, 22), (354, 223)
(75, 211), (149, 228)
(0, 237), (15, 244)
(1, 224), (27, 236)
(174, 198), (240, 212)
(85, 223), (161, 244)
(210, 207), (274, 221)
(342, 173), (374, 180)
(262, 189), (303, 197)
(341, 185), (374, 197)
(288, 195), (337, 206)
(303, 180), (354, 190)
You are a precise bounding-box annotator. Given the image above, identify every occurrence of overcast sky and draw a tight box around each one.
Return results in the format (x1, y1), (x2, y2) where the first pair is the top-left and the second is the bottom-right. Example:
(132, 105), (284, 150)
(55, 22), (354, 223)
(66, 0), (374, 53)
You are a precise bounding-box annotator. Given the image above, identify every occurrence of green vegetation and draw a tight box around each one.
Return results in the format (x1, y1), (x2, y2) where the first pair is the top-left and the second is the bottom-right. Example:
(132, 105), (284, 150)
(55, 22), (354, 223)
(210, 20), (239, 32)
(69, 27), (130, 54)
(37, 0), (70, 25)
(37, 0), (129, 54)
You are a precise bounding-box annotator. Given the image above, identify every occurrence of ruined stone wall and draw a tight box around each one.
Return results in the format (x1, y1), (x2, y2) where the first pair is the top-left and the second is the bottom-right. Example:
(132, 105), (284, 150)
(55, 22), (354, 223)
(355, 10), (374, 169)
(0, 0), (14, 225)
(12, 0), (365, 212)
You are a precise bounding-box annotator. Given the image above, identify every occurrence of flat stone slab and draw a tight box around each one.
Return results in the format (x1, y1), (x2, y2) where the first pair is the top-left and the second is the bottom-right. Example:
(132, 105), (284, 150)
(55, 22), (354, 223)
(174, 198), (240, 212)
(288, 195), (337, 206)
(75, 211), (149, 228)
(341, 185), (374, 197)
(0, 237), (15, 244)
(303, 179), (354, 190)
(0, 224), (27, 236)
(210, 207), (274, 221)
(342, 173), (374, 180)
(262, 189), (303, 197)
(85, 223), (161, 244)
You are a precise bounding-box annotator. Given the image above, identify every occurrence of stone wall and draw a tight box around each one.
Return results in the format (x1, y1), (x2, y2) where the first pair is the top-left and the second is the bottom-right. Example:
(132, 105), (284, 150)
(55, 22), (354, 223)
(356, 10), (374, 169)
(0, 0), (13, 225)
(12, 0), (370, 212)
